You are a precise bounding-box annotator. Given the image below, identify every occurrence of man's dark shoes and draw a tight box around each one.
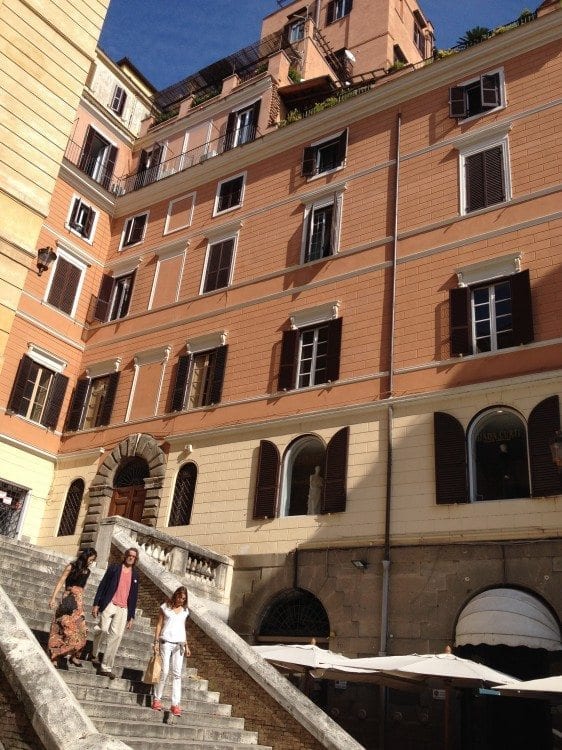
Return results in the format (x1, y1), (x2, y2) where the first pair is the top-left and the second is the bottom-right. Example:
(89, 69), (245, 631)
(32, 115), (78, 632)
(90, 657), (101, 668)
(99, 669), (116, 680)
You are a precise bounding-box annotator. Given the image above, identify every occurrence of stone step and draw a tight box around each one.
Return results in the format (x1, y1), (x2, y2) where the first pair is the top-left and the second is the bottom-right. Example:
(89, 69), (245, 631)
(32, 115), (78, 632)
(95, 718), (259, 745)
(61, 671), (218, 702)
(124, 740), (272, 750)
(81, 700), (243, 730)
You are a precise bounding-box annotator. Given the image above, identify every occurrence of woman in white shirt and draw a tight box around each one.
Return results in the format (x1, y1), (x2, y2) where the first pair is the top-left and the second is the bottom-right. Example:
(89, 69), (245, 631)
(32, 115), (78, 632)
(151, 586), (191, 716)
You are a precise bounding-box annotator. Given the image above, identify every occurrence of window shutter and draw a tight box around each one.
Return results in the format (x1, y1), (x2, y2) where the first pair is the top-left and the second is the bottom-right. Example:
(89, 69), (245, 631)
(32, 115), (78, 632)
(434, 412), (468, 504)
(480, 74), (500, 108)
(250, 100), (261, 140)
(7, 355), (36, 414)
(129, 216), (146, 245)
(510, 269), (534, 345)
(115, 88), (127, 115)
(302, 146), (316, 177)
(529, 395), (560, 497)
(79, 127), (95, 171)
(347, 0), (354, 12)
(336, 129), (348, 167)
(465, 151), (485, 212)
(482, 145), (505, 207)
(449, 286), (472, 356)
(101, 145), (118, 189)
(97, 371), (120, 426)
(94, 274), (114, 322)
(47, 258), (81, 315)
(171, 354), (191, 412)
(208, 345), (228, 405)
(449, 86), (467, 118)
(322, 426), (349, 513)
(326, 317), (343, 382)
(224, 112), (237, 151)
(330, 194), (343, 254)
(252, 440), (280, 519)
(65, 377), (90, 431)
(69, 199), (81, 228)
(42, 373), (69, 429)
(278, 329), (299, 391)
(83, 207), (95, 238)
(326, 0), (336, 24)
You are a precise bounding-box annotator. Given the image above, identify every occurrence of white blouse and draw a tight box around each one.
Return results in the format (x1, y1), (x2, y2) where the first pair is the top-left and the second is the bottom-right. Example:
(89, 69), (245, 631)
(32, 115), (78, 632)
(159, 603), (189, 643)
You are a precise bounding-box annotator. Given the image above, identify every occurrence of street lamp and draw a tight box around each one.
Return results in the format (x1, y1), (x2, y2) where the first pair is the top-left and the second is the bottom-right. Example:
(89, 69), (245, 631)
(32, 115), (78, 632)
(36, 247), (57, 276)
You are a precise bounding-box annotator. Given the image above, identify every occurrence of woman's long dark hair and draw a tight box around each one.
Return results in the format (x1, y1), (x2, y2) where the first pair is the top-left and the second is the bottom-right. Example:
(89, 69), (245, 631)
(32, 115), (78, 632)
(70, 547), (97, 576)
(169, 586), (188, 608)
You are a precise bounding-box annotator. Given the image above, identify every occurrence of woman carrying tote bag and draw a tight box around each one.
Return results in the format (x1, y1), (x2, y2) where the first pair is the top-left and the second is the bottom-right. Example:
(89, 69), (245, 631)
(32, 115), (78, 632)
(151, 586), (191, 717)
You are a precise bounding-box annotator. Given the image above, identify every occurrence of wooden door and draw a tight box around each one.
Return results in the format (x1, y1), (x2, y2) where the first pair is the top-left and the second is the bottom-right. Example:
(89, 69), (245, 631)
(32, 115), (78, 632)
(109, 485), (146, 523)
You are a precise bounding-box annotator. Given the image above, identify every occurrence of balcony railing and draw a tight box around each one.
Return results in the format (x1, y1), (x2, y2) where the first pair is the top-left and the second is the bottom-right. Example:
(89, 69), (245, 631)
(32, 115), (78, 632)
(118, 124), (261, 195)
(64, 139), (122, 195)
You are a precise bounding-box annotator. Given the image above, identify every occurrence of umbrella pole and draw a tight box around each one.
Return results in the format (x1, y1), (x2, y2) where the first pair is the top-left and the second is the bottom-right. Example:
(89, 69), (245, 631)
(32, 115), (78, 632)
(444, 686), (452, 750)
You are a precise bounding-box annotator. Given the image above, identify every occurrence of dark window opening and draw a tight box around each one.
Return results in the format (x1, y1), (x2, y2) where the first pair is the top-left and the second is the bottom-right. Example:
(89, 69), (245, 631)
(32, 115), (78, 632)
(169, 463), (197, 526)
(57, 479), (85, 536)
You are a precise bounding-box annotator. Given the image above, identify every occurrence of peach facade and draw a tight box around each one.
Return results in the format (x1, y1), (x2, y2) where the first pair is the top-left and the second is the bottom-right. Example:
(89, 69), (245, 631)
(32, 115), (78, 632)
(1, 3), (562, 698)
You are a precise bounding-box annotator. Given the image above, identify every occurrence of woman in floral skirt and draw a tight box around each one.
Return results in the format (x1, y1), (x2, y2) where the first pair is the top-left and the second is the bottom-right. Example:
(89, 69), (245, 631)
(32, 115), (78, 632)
(48, 548), (97, 666)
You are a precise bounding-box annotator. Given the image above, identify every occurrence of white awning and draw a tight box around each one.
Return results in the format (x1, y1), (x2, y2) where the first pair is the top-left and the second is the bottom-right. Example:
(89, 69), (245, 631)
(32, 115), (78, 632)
(455, 588), (562, 651)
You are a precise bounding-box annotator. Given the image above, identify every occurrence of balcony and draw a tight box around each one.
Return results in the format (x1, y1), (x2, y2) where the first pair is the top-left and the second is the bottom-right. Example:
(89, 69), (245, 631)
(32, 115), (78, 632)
(64, 139), (122, 195)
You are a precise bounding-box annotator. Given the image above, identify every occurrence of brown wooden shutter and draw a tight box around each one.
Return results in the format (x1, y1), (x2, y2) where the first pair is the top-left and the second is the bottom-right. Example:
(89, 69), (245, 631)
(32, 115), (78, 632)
(79, 127), (95, 171)
(322, 426), (349, 513)
(83, 207), (95, 238)
(510, 270), (534, 345)
(278, 329), (299, 391)
(449, 86), (466, 118)
(482, 146), (505, 207)
(94, 274), (114, 322)
(65, 377), (90, 431)
(434, 412), (468, 504)
(465, 151), (485, 212)
(529, 395), (560, 497)
(253, 440), (280, 519)
(208, 345), (228, 405)
(224, 112), (237, 151)
(42, 373), (69, 429)
(97, 372), (120, 426)
(302, 146), (316, 177)
(101, 145), (118, 189)
(47, 257), (81, 315)
(250, 100), (261, 140)
(326, 0), (336, 23)
(449, 286), (472, 356)
(171, 354), (191, 412)
(326, 317), (343, 382)
(7, 355), (36, 414)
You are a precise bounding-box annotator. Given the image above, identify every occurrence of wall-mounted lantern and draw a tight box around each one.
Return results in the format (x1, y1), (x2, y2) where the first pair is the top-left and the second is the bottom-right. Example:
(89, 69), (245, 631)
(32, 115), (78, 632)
(36, 246), (57, 276)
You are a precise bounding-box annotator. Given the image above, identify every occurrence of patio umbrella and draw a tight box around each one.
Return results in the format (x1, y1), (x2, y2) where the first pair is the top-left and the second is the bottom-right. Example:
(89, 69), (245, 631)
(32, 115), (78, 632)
(492, 676), (562, 698)
(252, 643), (372, 674)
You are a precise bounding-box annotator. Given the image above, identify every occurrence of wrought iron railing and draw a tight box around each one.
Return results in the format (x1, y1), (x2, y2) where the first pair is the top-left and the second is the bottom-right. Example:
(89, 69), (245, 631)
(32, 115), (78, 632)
(63, 139), (122, 194)
(118, 124), (260, 195)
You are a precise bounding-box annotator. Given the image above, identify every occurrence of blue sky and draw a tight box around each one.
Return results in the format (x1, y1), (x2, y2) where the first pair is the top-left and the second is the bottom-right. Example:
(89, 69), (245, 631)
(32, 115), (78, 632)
(99, 0), (533, 90)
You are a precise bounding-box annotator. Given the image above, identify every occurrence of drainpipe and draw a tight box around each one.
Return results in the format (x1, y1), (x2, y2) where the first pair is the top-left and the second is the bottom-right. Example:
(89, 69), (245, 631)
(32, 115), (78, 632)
(379, 112), (401, 657)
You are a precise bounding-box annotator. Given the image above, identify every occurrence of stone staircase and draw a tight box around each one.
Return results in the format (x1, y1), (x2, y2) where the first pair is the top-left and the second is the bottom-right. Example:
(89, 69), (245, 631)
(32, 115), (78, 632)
(0, 537), (271, 750)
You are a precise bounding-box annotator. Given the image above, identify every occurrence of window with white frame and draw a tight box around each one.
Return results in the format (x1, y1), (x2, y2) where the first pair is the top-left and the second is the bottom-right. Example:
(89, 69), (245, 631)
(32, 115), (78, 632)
(7, 346), (68, 429)
(302, 130), (348, 178)
(302, 192), (343, 263)
(67, 197), (97, 241)
(45, 247), (87, 317)
(109, 85), (127, 116)
(449, 69), (504, 120)
(214, 174), (245, 215)
(224, 101), (261, 150)
(170, 336), (228, 411)
(327, 0), (353, 23)
(287, 18), (305, 42)
(121, 212), (148, 248)
(460, 136), (510, 214)
(450, 256), (533, 357)
(65, 366), (120, 432)
(201, 237), (236, 293)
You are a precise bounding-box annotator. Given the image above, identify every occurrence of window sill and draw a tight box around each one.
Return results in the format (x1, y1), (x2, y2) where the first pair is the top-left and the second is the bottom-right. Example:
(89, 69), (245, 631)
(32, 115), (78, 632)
(456, 103), (506, 126)
(65, 225), (94, 245)
(212, 204), (242, 218)
(306, 164), (345, 183)
(461, 196), (510, 218)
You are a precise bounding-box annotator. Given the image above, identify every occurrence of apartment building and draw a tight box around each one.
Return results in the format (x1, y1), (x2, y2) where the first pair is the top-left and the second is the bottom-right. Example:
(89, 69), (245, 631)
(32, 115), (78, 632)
(1, 0), (561, 743)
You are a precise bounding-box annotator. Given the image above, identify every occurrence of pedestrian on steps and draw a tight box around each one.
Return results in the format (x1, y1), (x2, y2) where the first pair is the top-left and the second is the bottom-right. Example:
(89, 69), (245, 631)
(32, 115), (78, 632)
(48, 548), (97, 667)
(90, 547), (140, 679)
(151, 586), (191, 717)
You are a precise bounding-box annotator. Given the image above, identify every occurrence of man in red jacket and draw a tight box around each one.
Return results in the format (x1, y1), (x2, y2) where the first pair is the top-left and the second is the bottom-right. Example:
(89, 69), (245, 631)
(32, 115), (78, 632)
(91, 547), (140, 679)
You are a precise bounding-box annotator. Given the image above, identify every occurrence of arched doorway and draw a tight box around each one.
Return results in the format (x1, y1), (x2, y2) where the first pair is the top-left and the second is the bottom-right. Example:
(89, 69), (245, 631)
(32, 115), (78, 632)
(454, 588), (561, 750)
(258, 588), (330, 643)
(109, 457), (150, 523)
(79, 433), (166, 549)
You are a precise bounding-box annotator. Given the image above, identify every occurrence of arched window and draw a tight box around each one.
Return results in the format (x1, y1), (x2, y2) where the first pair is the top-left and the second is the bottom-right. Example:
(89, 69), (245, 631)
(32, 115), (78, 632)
(113, 457), (149, 487)
(259, 589), (330, 642)
(469, 408), (530, 501)
(57, 479), (85, 536)
(169, 463), (197, 526)
(280, 435), (326, 516)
